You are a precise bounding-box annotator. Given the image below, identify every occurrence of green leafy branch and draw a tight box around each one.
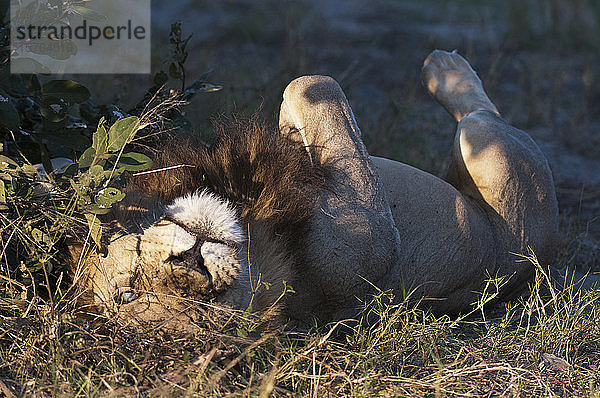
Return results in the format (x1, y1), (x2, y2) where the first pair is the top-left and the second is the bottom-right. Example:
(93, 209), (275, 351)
(69, 116), (151, 245)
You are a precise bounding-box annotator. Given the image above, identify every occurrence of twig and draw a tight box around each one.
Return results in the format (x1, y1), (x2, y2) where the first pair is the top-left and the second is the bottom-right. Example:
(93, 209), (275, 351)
(131, 164), (196, 177)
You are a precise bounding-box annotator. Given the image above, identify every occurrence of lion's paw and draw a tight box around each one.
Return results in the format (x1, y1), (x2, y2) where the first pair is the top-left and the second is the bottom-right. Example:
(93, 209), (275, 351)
(422, 50), (499, 121)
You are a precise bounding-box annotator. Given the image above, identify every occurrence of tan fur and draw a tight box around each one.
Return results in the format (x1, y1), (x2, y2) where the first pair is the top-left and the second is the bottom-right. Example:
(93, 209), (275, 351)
(72, 50), (560, 329)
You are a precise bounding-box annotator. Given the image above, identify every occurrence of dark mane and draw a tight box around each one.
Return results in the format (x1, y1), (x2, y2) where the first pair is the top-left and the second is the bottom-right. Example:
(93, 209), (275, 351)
(128, 115), (326, 227)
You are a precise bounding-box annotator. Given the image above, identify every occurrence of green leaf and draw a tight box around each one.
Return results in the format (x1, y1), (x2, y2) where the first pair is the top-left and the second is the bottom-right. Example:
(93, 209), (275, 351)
(9, 58), (52, 74)
(107, 116), (140, 152)
(41, 80), (90, 104)
(78, 147), (96, 169)
(183, 80), (222, 101)
(117, 152), (152, 172)
(26, 38), (78, 60)
(186, 80), (222, 94)
(83, 204), (111, 215)
(71, 5), (106, 21)
(31, 228), (51, 245)
(84, 213), (102, 247)
(40, 97), (69, 122)
(0, 155), (19, 169)
(20, 164), (39, 178)
(169, 62), (181, 79)
(0, 89), (20, 131)
(92, 117), (108, 155)
(95, 187), (125, 208)
(88, 164), (104, 177)
(86, 164), (107, 189)
(61, 162), (78, 179)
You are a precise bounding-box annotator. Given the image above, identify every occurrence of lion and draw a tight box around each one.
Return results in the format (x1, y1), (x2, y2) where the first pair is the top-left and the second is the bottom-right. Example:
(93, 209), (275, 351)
(70, 50), (560, 329)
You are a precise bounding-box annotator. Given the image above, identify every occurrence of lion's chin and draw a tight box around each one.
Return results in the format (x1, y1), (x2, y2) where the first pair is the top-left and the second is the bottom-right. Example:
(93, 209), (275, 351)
(106, 294), (241, 333)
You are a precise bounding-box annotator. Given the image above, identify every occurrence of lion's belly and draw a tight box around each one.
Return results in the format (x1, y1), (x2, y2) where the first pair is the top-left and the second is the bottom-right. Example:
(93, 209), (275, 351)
(371, 156), (496, 313)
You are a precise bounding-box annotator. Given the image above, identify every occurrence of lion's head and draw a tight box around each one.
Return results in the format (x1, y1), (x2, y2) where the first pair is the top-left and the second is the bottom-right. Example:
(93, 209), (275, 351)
(71, 117), (325, 329)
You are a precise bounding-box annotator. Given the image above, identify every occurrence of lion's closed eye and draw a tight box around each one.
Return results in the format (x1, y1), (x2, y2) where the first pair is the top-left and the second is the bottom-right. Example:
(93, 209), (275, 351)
(165, 253), (185, 265)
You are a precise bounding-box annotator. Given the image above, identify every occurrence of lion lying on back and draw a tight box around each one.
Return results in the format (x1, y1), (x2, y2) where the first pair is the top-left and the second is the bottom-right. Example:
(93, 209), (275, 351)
(70, 50), (559, 328)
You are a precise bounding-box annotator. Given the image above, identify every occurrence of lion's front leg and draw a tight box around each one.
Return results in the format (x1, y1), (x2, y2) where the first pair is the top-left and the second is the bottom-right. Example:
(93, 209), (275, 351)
(278, 76), (401, 323)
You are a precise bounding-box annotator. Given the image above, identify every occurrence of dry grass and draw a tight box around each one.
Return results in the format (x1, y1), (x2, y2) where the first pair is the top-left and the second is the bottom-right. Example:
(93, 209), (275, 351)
(1, 250), (599, 397)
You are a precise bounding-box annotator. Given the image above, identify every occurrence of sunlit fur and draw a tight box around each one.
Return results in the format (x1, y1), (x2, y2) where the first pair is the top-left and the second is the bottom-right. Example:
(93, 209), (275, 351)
(166, 190), (245, 245)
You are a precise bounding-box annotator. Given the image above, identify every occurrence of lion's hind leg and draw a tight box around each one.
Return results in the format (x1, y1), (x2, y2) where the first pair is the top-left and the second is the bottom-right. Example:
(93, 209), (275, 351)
(422, 50), (559, 297)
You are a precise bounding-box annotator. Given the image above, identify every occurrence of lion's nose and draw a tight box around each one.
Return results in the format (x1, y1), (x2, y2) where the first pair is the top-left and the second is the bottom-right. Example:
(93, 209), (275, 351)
(166, 239), (211, 281)
(183, 239), (206, 271)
